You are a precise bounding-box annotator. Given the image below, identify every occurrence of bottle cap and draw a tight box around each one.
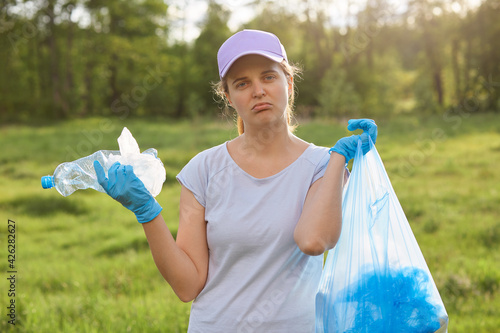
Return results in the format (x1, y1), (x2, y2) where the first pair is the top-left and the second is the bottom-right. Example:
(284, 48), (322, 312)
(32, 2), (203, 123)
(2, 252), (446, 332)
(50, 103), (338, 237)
(41, 176), (55, 189)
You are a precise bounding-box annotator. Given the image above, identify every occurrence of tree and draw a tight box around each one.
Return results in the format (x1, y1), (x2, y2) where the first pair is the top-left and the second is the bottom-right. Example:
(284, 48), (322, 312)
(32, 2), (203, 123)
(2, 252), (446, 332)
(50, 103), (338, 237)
(469, 0), (500, 111)
(408, 0), (446, 109)
(86, 0), (168, 116)
(318, 65), (362, 118)
(190, 0), (231, 115)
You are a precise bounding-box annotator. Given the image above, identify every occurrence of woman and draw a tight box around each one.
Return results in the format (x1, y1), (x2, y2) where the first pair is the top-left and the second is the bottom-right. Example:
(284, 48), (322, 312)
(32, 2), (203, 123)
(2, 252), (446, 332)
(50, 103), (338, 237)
(94, 29), (377, 332)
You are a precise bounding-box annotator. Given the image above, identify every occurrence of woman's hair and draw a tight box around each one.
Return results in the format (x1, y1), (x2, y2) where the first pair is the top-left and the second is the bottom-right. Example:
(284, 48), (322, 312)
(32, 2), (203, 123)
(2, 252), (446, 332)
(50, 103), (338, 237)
(213, 60), (301, 135)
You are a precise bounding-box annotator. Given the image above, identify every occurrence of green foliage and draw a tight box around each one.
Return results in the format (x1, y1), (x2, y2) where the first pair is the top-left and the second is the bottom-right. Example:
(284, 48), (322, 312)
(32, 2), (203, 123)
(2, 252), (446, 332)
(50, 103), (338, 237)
(318, 66), (363, 117)
(190, 1), (232, 115)
(0, 114), (499, 331)
(413, 69), (441, 114)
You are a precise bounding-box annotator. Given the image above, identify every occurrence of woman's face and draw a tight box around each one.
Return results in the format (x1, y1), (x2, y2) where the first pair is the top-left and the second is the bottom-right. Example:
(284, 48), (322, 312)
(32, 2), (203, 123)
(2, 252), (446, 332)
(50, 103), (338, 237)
(225, 55), (292, 130)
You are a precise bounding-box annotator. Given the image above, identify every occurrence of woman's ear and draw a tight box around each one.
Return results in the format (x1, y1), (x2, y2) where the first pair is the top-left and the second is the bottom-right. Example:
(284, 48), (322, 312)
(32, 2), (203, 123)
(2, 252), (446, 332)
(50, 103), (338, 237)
(288, 77), (293, 97)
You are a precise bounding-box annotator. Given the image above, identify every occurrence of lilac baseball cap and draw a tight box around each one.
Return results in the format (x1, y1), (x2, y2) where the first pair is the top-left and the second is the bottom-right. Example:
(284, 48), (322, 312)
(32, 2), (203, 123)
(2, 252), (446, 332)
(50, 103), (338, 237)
(217, 29), (288, 79)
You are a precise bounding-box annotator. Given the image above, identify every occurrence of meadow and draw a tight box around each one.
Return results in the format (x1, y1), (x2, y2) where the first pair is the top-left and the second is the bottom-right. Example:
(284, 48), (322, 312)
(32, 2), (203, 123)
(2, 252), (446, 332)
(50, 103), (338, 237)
(0, 113), (499, 332)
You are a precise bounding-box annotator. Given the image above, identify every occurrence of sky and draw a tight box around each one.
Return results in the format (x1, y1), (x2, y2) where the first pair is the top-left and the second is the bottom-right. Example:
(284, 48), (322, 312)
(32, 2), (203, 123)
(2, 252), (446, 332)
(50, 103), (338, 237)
(167, 0), (253, 41)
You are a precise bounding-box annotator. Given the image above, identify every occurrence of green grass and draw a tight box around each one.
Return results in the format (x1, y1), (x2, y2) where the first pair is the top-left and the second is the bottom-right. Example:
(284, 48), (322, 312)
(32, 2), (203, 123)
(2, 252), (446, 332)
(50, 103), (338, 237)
(1, 113), (499, 332)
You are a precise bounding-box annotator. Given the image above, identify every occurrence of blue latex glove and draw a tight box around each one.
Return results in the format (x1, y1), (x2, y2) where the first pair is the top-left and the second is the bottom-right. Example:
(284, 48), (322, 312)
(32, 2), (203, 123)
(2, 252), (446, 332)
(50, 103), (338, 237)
(329, 119), (378, 163)
(94, 161), (162, 223)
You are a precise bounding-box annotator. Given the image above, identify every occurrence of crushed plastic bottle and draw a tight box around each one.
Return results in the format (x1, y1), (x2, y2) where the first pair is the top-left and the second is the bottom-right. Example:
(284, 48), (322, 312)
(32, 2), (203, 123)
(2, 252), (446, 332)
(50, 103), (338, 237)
(41, 127), (166, 197)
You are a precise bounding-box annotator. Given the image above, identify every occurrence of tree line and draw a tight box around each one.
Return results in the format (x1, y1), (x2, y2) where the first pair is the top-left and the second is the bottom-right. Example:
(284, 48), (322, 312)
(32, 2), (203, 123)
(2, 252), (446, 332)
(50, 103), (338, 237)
(1, 0), (499, 123)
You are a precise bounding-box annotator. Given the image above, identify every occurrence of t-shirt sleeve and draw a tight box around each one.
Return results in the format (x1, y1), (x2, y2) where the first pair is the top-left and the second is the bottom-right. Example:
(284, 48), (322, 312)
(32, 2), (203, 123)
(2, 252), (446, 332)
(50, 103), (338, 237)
(312, 149), (331, 184)
(312, 147), (352, 185)
(176, 153), (208, 207)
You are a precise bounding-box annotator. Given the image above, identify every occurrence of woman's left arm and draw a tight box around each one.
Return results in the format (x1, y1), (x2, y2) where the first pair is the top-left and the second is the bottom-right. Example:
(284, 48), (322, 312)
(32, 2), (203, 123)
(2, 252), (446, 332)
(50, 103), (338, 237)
(294, 118), (377, 256)
(293, 152), (345, 256)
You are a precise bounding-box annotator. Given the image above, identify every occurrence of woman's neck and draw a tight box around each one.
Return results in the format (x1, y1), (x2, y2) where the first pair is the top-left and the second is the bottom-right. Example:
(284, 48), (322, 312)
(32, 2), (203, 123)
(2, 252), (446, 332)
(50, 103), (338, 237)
(239, 123), (300, 158)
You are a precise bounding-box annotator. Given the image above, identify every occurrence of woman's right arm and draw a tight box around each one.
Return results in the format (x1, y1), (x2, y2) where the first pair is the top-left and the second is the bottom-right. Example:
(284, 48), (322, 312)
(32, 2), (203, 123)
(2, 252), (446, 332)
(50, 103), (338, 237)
(142, 185), (209, 302)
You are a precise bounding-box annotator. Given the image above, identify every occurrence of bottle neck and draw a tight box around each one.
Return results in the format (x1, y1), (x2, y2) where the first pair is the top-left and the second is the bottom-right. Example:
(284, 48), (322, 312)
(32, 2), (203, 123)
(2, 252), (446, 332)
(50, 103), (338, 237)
(41, 176), (55, 189)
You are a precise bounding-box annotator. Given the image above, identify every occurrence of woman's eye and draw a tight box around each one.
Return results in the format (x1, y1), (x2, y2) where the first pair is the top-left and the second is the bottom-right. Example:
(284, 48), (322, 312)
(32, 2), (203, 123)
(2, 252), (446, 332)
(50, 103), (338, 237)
(236, 82), (247, 88)
(264, 75), (276, 81)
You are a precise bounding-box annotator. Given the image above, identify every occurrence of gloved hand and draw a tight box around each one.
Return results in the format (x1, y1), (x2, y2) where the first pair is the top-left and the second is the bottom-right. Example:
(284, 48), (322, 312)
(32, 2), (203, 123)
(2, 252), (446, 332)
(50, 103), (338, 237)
(329, 119), (378, 163)
(94, 161), (162, 223)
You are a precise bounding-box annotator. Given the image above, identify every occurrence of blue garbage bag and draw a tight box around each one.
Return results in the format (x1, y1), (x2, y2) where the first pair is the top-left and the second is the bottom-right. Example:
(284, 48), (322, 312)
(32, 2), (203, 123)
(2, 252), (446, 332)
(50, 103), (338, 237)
(315, 137), (448, 333)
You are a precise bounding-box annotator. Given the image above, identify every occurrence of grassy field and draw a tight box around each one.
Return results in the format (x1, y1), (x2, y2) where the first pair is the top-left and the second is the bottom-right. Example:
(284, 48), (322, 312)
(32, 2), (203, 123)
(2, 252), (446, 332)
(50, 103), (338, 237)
(1, 113), (499, 332)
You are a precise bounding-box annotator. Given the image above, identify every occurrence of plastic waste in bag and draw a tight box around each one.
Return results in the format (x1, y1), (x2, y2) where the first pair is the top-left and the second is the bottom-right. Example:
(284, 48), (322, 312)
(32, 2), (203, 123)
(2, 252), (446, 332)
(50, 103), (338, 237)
(315, 137), (448, 333)
(42, 127), (166, 197)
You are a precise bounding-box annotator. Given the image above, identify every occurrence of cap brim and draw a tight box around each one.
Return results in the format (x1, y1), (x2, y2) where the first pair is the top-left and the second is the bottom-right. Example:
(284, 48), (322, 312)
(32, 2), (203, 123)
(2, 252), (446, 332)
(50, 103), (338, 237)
(220, 51), (284, 78)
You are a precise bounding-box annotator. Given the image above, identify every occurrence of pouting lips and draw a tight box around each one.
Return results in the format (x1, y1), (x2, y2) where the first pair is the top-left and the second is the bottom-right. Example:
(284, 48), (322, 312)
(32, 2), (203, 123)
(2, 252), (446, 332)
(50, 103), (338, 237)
(252, 103), (272, 112)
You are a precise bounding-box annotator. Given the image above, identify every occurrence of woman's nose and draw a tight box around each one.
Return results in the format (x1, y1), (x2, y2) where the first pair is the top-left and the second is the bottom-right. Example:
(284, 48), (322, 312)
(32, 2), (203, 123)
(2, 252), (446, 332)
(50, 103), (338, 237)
(252, 81), (266, 98)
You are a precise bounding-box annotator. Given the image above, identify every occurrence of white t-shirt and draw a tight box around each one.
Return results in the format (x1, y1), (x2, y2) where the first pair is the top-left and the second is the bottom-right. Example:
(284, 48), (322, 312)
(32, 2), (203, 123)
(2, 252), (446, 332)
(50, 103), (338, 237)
(176, 141), (331, 333)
